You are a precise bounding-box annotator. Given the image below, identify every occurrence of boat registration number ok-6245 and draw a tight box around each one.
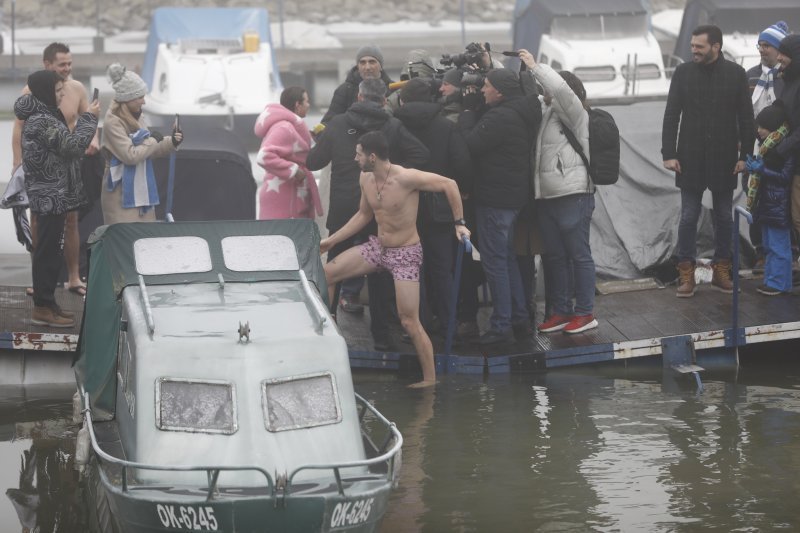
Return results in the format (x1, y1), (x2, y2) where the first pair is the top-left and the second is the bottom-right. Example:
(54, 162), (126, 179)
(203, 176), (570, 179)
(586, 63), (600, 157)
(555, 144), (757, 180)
(330, 497), (374, 529)
(156, 504), (219, 531)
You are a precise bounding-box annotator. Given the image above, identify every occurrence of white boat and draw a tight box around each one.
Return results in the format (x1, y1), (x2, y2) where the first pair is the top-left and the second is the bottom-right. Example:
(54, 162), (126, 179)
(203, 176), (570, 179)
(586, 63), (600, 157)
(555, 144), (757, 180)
(513, 0), (670, 101)
(141, 7), (282, 148)
(74, 219), (402, 532)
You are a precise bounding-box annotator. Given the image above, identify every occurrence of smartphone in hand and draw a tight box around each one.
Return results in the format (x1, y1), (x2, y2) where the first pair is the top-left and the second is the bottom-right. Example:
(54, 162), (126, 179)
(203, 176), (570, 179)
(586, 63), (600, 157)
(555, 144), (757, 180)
(174, 114), (180, 131)
(92, 88), (99, 101)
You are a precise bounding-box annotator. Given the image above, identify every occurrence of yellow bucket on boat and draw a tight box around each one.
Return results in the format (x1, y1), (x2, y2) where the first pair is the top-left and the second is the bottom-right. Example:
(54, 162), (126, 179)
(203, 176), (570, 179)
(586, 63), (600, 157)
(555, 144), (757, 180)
(243, 32), (260, 53)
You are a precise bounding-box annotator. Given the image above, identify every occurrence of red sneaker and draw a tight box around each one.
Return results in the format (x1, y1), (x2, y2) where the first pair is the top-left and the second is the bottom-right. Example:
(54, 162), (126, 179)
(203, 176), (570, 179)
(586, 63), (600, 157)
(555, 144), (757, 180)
(563, 315), (598, 334)
(537, 314), (573, 333)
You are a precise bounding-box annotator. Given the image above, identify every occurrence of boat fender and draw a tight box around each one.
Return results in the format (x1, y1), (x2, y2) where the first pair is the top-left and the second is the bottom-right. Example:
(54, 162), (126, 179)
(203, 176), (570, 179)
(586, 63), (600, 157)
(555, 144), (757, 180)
(75, 421), (90, 474)
(72, 390), (82, 425)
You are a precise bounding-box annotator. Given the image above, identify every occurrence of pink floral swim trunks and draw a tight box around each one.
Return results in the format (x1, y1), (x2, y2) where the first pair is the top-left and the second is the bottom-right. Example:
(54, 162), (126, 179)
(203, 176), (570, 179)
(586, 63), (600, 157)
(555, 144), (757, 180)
(359, 235), (423, 282)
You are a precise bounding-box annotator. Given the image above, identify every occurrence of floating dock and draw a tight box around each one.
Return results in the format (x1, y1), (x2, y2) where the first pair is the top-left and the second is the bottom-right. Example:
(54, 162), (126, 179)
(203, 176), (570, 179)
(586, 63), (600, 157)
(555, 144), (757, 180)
(2, 277), (798, 383)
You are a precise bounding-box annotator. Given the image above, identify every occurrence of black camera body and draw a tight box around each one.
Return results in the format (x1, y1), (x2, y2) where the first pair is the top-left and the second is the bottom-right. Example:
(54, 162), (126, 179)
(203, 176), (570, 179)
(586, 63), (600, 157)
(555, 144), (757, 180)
(440, 42), (487, 68)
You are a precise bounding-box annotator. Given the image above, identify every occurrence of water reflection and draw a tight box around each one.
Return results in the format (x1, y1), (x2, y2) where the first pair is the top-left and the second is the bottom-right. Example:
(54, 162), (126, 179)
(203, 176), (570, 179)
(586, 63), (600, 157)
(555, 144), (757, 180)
(1, 363), (800, 532)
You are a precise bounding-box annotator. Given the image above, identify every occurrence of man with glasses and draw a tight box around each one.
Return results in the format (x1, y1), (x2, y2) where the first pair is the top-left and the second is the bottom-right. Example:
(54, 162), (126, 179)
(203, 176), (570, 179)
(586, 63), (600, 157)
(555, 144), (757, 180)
(746, 22), (790, 271)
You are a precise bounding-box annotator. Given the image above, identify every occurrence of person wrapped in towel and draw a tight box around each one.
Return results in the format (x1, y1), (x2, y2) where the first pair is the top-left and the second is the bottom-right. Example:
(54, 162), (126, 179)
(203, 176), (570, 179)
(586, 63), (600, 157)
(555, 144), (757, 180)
(101, 63), (182, 224)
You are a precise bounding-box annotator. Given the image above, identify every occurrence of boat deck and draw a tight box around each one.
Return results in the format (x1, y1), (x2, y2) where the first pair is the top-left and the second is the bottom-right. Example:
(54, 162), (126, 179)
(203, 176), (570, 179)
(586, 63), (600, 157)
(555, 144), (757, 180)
(2, 277), (799, 376)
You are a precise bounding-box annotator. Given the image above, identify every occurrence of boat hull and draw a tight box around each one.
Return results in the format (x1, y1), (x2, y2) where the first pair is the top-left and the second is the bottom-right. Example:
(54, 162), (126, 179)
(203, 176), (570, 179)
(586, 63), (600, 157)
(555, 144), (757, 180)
(86, 460), (393, 533)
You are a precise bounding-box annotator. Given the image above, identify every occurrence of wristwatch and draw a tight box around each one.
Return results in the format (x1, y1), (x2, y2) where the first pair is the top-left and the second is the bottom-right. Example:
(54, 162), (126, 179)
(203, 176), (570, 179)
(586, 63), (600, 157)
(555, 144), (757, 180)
(454, 218), (467, 226)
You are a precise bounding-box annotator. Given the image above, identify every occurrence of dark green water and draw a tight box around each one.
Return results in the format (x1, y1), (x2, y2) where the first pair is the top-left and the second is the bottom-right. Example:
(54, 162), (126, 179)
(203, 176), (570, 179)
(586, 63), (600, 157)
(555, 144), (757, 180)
(2, 354), (800, 532)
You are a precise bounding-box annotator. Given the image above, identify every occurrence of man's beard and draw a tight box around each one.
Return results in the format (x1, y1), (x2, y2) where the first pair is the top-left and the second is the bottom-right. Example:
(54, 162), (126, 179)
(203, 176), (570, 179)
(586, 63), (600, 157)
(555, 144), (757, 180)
(360, 160), (375, 172)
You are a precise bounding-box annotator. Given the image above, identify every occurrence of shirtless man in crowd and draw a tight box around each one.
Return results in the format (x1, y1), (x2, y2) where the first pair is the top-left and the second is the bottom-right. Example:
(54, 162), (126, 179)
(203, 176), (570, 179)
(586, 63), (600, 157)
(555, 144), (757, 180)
(320, 131), (470, 388)
(12, 42), (99, 296)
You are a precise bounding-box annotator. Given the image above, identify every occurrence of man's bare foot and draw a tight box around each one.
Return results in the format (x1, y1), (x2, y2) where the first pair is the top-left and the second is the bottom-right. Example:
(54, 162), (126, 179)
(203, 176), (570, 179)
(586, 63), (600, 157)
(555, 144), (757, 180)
(407, 380), (437, 389)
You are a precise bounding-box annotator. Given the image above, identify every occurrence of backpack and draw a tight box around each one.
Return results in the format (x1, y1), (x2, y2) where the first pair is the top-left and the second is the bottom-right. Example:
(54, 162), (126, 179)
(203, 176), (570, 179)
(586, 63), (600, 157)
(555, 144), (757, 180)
(562, 108), (620, 186)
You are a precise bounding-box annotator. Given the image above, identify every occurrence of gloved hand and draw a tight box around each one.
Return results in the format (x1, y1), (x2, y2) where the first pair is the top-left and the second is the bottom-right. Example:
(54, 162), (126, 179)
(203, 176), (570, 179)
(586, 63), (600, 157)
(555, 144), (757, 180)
(149, 129), (164, 142)
(171, 127), (183, 148)
(461, 88), (482, 111)
(745, 154), (764, 174)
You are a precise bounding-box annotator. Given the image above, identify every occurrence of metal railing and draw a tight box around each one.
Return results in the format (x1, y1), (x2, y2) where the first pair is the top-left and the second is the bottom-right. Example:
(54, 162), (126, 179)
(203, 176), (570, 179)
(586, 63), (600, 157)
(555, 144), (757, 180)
(81, 389), (402, 501)
(731, 205), (753, 348)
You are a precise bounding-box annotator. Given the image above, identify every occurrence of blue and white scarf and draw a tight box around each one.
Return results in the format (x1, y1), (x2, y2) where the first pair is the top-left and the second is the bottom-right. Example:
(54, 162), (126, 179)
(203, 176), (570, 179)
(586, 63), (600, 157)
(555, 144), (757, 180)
(752, 65), (779, 116)
(106, 128), (159, 214)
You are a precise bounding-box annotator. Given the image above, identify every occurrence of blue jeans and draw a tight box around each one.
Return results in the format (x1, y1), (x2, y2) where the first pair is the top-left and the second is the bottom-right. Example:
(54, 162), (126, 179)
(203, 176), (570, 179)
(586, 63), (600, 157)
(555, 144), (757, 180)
(537, 194), (596, 316)
(762, 224), (792, 292)
(676, 188), (733, 262)
(476, 206), (529, 332)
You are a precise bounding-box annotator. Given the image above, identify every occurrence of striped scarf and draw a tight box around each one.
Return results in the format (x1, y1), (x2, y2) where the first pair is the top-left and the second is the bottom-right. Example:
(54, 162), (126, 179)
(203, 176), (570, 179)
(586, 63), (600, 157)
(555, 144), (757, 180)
(751, 65), (778, 116)
(106, 128), (160, 214)
(746, 122), (790, 212)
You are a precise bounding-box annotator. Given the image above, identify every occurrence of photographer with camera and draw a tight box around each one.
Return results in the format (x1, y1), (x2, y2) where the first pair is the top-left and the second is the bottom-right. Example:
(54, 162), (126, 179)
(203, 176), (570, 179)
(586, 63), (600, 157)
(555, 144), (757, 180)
(395, 78), (474, 338)
(457, 67), (542, 345)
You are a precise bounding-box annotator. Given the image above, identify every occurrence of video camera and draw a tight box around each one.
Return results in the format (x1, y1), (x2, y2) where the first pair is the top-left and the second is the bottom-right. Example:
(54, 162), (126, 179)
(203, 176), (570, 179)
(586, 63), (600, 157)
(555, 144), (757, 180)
(440, 42), (489, 68)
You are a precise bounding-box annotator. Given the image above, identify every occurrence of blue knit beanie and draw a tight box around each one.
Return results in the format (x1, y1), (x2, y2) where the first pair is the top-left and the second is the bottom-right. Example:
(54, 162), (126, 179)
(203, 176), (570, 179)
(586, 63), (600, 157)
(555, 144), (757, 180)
(759, 21), (789, 49)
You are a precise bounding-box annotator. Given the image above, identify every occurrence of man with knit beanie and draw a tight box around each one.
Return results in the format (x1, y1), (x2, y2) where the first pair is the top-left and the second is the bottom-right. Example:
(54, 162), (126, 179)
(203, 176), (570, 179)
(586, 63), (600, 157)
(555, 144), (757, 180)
(321, 44), (393, 124)
(458, 68), (542, 345)
(439, 67), (464, 122)
(320, 43), (394, 316)
(746, 21), (790, 270)
(749, 22), (790, 116)
(775, 35), (800, 246)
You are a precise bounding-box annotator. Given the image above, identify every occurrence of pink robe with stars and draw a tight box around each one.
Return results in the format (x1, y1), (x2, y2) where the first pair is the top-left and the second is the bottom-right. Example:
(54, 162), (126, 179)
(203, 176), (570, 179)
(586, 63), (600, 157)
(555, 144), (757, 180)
(254, 104), (323, 220)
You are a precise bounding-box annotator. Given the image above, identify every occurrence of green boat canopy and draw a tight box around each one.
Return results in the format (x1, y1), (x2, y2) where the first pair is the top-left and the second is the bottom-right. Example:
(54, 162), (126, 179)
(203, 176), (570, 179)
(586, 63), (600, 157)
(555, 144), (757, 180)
(75, 219), (327, 419)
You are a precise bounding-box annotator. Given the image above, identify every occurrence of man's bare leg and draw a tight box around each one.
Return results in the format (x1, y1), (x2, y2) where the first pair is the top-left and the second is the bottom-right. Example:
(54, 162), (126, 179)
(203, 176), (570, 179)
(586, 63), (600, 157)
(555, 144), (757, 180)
(395, 279), (436, 388)
(324, 245), (377, 305)
(63, 210), (85, 293)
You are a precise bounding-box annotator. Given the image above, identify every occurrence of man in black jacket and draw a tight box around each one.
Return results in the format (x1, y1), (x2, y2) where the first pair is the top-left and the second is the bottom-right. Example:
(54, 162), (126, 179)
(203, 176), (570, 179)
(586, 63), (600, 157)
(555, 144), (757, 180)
(320, 44), (393, 124)
(776, 35), (800, 244)
(395, 77), (474, 336)
(662, 25), (754, 298)
(746, 21), (789, 267)
(307, 78), (429, 351)
(459, 68), (542, 345)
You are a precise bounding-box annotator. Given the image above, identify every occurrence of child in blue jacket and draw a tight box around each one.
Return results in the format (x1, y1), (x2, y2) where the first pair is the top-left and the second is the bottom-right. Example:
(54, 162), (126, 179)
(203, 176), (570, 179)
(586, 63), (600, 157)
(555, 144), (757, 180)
(746, 102), (796, 295)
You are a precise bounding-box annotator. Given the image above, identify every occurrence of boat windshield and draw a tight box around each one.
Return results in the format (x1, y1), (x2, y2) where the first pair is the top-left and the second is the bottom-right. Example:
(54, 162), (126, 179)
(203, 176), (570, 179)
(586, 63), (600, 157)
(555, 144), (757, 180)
(156, 378), (238, 434)
(134, 237), (212, 275)
(262, 373), (342, 432)
(551, 14), (647, 40)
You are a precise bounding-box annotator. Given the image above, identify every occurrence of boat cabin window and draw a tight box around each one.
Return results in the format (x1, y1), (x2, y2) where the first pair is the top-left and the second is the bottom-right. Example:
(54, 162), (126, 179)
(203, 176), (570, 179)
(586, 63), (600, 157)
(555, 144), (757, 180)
(134, 237), (212, 275)
(156, 378), (237, 434)
(550, 13), (648, 40)
(221, 235), (300, 272)
(117, 327), (136, 418)
(261, 373), (341, 432)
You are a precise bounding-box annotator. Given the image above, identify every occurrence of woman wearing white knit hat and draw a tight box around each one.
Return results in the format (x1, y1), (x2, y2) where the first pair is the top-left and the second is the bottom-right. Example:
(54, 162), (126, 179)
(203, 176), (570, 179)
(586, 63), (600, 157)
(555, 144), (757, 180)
(100, 63), (183, 224)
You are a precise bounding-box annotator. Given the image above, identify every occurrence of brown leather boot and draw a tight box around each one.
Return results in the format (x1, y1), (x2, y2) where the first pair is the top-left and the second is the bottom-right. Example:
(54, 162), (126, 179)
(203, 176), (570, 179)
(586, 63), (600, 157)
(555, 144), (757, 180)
(711, 259), (734, 293)
(676, 261), (696, 297)
(32, 306), (75, 328)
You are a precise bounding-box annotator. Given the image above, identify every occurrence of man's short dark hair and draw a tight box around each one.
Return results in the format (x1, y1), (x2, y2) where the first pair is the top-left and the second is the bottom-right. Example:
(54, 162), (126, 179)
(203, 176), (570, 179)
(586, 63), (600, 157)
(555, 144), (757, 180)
(692, 25), (723, 48)
(43, 42), (70, 63)
(358, 131), (389, 160)
(280, 86), (306, 113)
(400, 78), (433, 103)
(358, 78), (387, 104)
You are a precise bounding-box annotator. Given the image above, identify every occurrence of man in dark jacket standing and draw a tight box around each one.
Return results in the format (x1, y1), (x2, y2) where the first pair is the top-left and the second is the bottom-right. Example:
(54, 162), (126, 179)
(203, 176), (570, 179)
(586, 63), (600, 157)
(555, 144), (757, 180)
(776, 35), (800, 243)
(307, 78), (428, 351)
(662, 25), (754, 297)
(395, 78), (474, 336)
(459, 68), (542, 345)
(746, 21), (790, 267)
(321, 45), (393, 124)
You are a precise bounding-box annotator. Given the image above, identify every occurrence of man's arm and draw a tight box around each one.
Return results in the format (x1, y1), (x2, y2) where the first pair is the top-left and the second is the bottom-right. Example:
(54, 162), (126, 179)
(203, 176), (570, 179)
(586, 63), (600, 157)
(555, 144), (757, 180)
(72, 79), (101, 154)
(734, 67), (755, 173)
(402, 170), (470, 240)
(661, 66), (684, 168)
(320, 179), (374, 253)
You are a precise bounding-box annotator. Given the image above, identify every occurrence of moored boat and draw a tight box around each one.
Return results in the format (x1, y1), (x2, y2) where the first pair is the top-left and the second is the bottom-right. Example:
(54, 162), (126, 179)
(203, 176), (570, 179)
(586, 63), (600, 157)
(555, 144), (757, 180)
(74, 219), (402, 532)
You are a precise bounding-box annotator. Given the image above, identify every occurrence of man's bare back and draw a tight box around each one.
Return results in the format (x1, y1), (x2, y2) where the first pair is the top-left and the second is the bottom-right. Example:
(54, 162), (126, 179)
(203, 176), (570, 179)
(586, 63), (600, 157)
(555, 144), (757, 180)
(361, 164), (422, 249)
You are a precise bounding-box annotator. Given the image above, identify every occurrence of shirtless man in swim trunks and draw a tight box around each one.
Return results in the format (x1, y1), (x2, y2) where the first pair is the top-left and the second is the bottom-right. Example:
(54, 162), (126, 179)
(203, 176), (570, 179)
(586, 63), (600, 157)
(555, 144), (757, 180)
(12, 42), (99, 296)
(320, 130), (471, 388)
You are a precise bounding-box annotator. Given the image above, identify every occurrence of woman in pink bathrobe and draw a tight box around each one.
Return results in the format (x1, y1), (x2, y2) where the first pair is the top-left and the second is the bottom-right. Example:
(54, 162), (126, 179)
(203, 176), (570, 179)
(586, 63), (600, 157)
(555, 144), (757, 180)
(254, 87), (323, 219)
